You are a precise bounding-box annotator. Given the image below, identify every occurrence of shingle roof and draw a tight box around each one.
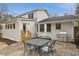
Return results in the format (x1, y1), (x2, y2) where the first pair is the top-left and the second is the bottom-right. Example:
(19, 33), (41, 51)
(38, 15), (79, 23)
(14, 9), (49, 18)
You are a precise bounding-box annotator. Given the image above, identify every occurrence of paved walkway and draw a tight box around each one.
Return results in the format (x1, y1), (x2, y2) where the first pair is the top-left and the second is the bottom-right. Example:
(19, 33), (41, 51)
(0, 38), (17, 53)
(0, 42), (24, 56)
(0, 42), (8, 50)
(0, 41), (79, 56)
(0, 38), (17, 45)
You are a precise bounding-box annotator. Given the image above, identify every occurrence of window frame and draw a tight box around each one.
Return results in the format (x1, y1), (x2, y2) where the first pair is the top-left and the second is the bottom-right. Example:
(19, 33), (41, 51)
(31, 13), (34, 19)
(23, 23), (26, 31)
(5, 24), (7, 29)
(0, 25), (2, 30)
(13, 24), (15, 29)
(10, 24), (12, 29)
(40, 24), (44, 32)
(28, 13), (34, 19)
(37, 24), (38, 32)
(47, 23), (51, 32)
(28, 14), (30, 19)
(56, 23), (61, 30)
(8, 24), (9, 29)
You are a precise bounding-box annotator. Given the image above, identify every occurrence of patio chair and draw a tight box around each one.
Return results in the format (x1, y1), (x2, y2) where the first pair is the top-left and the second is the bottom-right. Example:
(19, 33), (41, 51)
(31, 36), (42, 39)
(41, 40), (57, 56)
(23, 43), (35, 55)
(43, 36), (51, 40)
(38, 36), (43, 38)
(31, 37), (38, 39)
(37, 36), (51, 40)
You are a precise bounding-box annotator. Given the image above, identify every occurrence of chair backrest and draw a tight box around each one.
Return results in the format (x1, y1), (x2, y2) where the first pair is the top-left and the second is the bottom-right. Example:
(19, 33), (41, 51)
(52, 40), (57, 47)
(38, 36), (51, 40)
(25, 43), (34, 50)
(32, 36), (51, 41)
(47, 40), (53, 46)
(43, 36), (51, 40)
(32, 37), (38, 39)
(47, 40), (56, 47)
(43, 36), (49, 38)
(41, 46), (49, 52)
(38, 36), (43, 38)
(41, 40), (56, 52)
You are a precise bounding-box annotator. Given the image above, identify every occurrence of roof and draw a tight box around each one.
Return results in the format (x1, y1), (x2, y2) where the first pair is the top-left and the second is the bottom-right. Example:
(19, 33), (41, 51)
(1, 9), (49, 23)
(38, 15), (79, 23)
(14, 9), (49, 18)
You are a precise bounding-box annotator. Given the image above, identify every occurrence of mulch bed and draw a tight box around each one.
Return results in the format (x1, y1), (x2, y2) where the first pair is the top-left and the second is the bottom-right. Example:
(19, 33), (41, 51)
(0, 38), (17, 45)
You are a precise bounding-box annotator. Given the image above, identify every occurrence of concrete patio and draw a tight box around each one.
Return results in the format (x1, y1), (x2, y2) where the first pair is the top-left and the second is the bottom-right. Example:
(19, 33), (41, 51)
(0, 41), (79, 56)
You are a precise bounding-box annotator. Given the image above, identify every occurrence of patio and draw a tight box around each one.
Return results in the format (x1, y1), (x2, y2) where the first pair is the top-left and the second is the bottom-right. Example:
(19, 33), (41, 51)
(0, 38), (17, 50)
(0, 40), (79, 56)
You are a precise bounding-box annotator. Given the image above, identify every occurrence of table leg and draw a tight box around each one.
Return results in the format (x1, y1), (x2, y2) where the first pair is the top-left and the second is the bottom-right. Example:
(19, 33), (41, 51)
(23, 42), (26, 56)
(35, 46), (37, 55)
(38, 46), (41, 56)
(29, 44), (31, 55)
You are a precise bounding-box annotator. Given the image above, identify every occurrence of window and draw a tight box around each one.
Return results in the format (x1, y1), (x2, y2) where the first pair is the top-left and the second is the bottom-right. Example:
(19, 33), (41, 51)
(20, 16), (21, 18)
(28, 14), (30, 19)
(47, 24), (51, 32)
(37, 24), (38, 32)
(5, 24), (15, 29)
(31, 13), (34, 19)
(56, 23), (61, 30)
(40, 24), (44, 32)
(5, 24), (7, 29)
(28, 13), (34, 19)
(13, 24), (15, 29)
(23, 24), (26, 31)
(8, 24), (9, 29)
(0, 25), (2, 30)
(10, 24), (12, 29)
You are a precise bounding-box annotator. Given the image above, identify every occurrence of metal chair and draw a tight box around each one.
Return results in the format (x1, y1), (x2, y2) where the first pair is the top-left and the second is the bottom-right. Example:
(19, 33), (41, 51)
(37, 36), (51, 40)
(23, 42), (35, 56)
(41, 40), (57, 56)
(43, 36), (51, 40)
(32, 36), (51, 40)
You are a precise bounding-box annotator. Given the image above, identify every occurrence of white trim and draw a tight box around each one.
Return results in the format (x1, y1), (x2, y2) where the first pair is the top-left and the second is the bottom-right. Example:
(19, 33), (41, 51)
(38, 19), (79, 24)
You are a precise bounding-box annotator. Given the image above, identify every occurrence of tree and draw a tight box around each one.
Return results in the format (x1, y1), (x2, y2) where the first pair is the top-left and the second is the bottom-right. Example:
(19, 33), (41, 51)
(75, 4), (79, 16)
(0, 3), (8, 23)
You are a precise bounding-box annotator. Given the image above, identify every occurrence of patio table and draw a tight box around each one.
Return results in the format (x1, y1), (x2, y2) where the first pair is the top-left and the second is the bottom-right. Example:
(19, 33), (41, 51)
(26, 38), (50, 55)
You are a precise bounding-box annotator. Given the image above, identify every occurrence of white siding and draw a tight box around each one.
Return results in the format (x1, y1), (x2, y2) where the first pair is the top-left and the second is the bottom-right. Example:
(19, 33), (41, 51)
(2, 21), (21, 41)
(36, 11), (49, 22)
(61, 22), (74, 41)
(21, 12), (37, 19)
(20, 20), (36, 38)
(20, 11), (49, 22)
(1, 10), (49, 41)
(38, 21), (74, 42)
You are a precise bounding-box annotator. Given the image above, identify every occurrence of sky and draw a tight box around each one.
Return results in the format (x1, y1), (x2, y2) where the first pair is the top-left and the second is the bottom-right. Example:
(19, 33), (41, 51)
(0, 3), (77, 16)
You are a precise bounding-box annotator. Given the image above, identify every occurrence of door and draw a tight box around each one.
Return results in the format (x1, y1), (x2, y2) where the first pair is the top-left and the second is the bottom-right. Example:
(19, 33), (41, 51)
(23, 23), (26, 31)
(74, 26), (79, 39)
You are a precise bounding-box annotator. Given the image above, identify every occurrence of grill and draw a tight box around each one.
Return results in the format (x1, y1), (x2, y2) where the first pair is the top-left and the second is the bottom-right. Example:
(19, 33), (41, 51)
(57, 32), (68, 42)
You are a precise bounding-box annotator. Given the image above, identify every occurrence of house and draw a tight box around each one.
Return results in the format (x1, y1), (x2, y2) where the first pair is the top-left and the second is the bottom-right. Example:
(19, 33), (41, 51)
(1, 9), (49, 41)
(37, 15), (79, 42)
(1, 9), (79, 42)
